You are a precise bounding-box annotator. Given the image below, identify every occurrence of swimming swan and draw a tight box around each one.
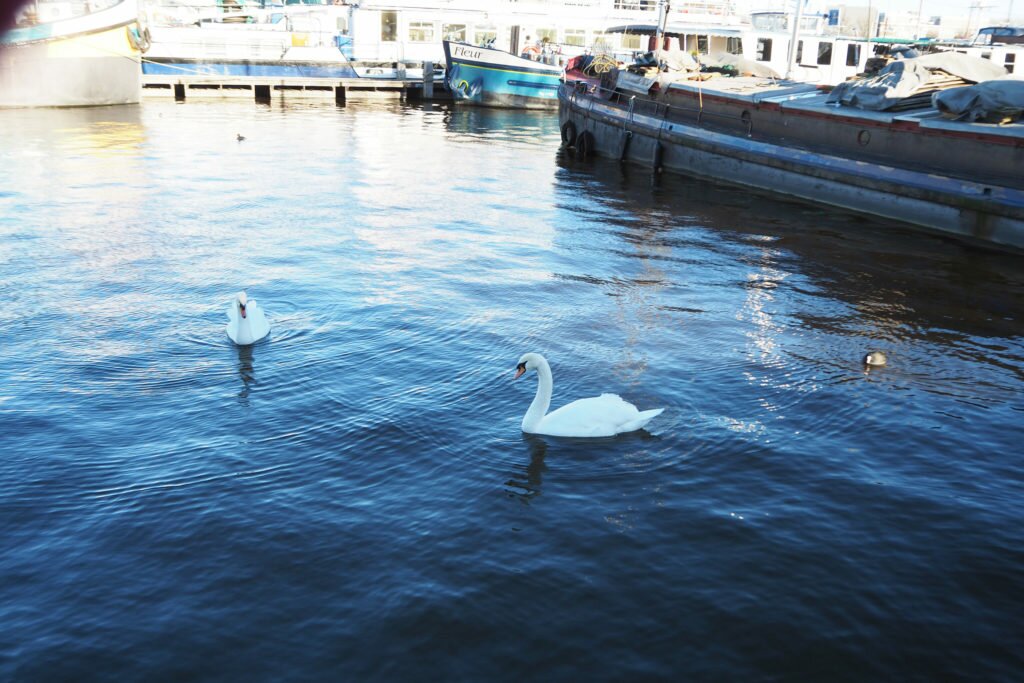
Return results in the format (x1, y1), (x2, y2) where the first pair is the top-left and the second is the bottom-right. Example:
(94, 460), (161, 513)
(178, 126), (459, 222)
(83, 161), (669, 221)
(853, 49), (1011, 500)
(226, 291), (270, 346)
(514, 352), (663, 437)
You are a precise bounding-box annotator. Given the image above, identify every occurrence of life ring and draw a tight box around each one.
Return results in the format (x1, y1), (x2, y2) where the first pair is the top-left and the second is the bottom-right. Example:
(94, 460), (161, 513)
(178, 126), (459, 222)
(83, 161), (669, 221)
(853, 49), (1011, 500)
(522, 45), (541, 58)
(575, 130), (595, 161)
(560, 120), (577, 147)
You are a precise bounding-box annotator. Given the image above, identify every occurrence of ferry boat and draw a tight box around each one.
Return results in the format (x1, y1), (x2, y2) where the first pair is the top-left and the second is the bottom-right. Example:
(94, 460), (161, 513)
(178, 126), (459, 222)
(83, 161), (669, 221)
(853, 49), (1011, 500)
(443, 39), (563, 109)
(557, 57), (1024, 250)
(1, 0), (144, 107)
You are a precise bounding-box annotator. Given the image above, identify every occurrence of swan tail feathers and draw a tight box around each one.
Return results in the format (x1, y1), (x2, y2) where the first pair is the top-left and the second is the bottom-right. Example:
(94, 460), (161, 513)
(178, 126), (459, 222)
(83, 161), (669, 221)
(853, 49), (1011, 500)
(619, 408), (664, 433)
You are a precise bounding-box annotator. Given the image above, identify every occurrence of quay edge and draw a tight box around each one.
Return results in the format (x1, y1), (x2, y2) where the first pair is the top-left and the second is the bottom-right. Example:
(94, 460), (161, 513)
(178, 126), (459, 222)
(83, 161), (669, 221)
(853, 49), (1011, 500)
(557, 82), (1024, 252)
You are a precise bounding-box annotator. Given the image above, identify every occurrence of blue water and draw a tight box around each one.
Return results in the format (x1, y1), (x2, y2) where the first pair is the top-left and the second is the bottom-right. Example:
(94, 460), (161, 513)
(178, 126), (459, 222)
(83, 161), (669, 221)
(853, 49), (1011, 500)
(1, 100), (1022, 681)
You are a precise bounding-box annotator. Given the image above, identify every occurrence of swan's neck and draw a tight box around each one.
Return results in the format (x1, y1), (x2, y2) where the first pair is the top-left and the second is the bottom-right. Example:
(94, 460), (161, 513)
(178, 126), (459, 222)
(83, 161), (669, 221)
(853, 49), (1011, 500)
(522, 359), (553, 432)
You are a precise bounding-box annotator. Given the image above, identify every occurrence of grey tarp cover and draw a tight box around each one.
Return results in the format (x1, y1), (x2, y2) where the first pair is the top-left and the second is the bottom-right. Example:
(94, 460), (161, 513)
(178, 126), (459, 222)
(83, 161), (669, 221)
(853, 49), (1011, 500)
(932, 78), (1024, 122)
(704, 52), (782, 79)
(826, 52), (1009, 111)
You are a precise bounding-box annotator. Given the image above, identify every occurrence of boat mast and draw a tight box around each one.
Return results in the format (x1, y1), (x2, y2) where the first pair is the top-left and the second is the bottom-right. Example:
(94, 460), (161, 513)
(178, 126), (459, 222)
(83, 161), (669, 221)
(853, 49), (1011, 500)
(784, 0), (805, 80)
(655, 0), (670, 58)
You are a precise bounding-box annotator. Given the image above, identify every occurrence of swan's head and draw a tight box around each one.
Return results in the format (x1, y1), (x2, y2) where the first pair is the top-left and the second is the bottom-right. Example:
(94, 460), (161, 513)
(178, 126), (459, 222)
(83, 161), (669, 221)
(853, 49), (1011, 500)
(864, 351), (887, 367)
(236, 291), (248, 319)
(514, 352), (545, 379)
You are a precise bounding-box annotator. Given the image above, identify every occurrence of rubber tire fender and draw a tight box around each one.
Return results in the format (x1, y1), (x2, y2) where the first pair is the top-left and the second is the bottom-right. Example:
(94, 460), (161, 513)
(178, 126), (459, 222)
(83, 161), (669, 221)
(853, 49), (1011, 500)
(560, 120), (577, 147)
(575, 130), (595, 161)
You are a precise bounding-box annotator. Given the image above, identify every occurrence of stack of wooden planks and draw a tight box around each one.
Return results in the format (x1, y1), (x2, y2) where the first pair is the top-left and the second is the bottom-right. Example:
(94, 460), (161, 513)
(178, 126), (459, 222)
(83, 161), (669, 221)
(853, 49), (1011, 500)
(887, 69), (972, 111)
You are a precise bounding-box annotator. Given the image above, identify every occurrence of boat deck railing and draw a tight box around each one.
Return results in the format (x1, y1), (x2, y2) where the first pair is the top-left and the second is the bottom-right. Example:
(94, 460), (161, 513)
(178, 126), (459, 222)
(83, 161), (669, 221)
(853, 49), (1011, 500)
(565, 79), (753, 136)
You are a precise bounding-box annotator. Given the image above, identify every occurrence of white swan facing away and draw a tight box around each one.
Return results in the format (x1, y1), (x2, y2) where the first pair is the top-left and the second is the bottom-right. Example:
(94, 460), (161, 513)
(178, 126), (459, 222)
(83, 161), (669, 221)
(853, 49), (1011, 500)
(514, 352), (663, 437)
(226, 291), (270, 346)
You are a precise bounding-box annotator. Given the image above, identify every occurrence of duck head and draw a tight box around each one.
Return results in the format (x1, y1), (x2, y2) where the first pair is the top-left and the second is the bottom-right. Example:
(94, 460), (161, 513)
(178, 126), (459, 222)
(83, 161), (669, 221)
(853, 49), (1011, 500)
(864, 351), (887, 367)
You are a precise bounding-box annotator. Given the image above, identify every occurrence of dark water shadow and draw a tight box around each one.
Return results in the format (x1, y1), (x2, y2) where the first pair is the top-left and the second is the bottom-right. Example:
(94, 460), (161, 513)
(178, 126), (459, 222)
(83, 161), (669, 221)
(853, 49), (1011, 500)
(504, 433), (548, 504)
(236, 343), (256, 405)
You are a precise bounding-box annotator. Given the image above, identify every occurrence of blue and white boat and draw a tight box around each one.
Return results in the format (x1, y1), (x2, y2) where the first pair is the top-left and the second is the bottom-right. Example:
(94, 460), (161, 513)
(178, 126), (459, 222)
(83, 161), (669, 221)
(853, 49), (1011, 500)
(443, 40), (563, 110)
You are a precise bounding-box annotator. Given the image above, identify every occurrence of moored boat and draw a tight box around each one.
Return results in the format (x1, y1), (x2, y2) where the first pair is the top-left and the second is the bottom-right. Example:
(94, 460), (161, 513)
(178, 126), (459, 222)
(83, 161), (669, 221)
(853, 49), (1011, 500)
(1, 0), (143, 107)
(443, 39), (563, 109)
(558, 59), (1024, 250)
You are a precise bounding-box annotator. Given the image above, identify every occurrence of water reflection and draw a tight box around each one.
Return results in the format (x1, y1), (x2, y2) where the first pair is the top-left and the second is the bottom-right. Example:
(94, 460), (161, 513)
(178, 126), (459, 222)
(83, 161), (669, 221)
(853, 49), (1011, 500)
(504, 433), (548, 504)
(236, 343), (256, 405)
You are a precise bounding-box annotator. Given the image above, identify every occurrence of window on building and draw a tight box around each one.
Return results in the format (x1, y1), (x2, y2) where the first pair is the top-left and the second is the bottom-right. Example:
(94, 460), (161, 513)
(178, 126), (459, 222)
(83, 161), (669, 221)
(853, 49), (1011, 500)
(443, 23), (465, 42)
(756, 38), (772, 62)
(817, 41), (832, 65)
(846, 43), (860, 66)
(474, 29), (497, 46)
(409, 21), (434, 43)
(727, 37), (742, 54)
(537, 28), (557, 44)
(381, 11), (396, 41)
(565, 28), (585, 47)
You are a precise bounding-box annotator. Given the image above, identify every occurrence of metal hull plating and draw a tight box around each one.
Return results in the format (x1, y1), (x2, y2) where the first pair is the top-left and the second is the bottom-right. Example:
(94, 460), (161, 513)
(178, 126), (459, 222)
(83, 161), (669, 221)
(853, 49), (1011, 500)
(558, 83), (1024, 251)
(0, 1), (140, 107)
(142, 58), (358, 79)
(443, 40), (561, 110)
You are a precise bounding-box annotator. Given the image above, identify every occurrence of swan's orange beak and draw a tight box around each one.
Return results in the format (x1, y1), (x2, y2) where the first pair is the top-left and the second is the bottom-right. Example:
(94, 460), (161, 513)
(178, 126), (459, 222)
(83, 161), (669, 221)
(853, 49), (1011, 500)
(514, 363), (526, 379)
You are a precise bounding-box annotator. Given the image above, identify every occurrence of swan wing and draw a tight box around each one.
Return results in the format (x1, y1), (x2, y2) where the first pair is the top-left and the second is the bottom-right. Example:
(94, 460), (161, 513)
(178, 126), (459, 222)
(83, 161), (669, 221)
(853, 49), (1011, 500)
(245, 300), (271, 342)
(537, 393), (660, 437)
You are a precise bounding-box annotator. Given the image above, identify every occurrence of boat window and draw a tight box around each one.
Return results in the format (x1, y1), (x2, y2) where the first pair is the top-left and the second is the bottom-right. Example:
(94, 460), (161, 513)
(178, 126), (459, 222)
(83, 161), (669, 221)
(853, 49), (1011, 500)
(409, 21), (435, 43)
(756, 38), (772, 62)
(443, 23), (466, 42)
(622, 33), (642, 50)
(727, 37), (742, 55)
(537, 28), (557, 44)
(796, 40), (804, 64)
(565, 29), (586, 47)
(816, 41), (832, 65)
(982, 51), (992, 60)
(697, 35), (709, 54)
(846, 43), (860, 66)
(381, 11), (397, 42)
(1006, 53), (1016, 73)
(474, 29), (497, 46)
(592, 30), (613, 52)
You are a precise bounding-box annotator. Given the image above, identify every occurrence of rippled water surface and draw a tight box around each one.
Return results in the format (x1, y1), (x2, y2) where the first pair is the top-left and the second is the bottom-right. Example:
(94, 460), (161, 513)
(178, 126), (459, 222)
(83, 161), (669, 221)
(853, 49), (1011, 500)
(1, 100), (1023, 681)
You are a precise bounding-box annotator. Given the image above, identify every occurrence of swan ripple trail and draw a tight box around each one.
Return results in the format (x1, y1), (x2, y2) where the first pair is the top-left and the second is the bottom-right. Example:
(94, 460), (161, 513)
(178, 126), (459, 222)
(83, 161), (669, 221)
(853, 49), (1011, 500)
(0, 100), (1022, 682)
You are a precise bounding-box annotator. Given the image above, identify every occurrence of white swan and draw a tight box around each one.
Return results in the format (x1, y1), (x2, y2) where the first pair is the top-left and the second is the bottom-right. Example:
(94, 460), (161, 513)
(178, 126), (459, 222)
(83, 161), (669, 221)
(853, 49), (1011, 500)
(225, 291), (270, 346)
(514, 352), (663, 437)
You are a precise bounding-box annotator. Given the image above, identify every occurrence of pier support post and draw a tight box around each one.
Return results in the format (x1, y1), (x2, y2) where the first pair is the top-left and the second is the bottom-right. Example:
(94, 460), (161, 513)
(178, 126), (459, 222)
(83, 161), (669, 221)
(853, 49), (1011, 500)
(423, 61), (434, 100)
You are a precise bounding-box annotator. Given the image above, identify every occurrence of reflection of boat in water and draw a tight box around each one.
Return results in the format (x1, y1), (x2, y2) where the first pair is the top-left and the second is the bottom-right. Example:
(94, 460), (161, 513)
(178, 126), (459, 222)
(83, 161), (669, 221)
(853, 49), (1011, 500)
(443, 39), (563, 109)
(1, 0), (143, 107)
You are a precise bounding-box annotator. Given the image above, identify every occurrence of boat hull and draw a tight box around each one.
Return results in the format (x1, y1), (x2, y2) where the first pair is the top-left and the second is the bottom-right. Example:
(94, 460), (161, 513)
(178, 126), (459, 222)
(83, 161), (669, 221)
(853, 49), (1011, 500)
(443, 40), (562, 110)
(0, 1), (141, 107)
(558, 82), (1024, 250)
